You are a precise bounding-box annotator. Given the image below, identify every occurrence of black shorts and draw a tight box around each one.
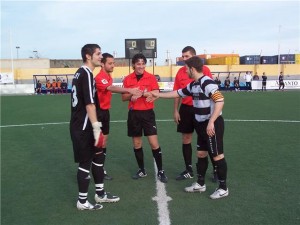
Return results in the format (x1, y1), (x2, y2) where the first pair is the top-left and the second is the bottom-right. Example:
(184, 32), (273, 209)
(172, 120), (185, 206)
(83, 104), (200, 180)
(262, 81), (266, 86)
(97, 109), (110, 135)
(195, 116), (224, 157)
(127, 109), (157, 137)
(177, 104), (195, 133)
(70, 129), (99, 163)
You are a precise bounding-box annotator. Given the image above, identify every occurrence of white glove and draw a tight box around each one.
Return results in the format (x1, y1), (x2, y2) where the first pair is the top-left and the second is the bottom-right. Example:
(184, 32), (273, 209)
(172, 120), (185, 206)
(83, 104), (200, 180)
(92, 122), (103, 148)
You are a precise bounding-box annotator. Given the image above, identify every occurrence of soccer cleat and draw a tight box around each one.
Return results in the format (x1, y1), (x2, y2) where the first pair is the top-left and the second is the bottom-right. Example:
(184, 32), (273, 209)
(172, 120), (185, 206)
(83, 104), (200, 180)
(77, 200), (103, 210)
(132, 169), (147, 179)
(176, 170), (194, 180)
(157, 170), (168, 183)
(184, 182), (206, 193)
(104, 174), (113, 180)
(95, 192), (120, 203)
(210, 188), (229, 199)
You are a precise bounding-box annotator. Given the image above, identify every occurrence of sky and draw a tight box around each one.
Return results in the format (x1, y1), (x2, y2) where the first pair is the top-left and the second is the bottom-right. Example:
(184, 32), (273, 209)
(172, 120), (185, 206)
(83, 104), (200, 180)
(1, 0), (300, 65)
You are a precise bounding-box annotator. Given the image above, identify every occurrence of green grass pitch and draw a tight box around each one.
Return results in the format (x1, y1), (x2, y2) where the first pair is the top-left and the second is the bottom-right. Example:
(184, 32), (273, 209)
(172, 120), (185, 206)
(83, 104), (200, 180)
(1, 91), (300, 225)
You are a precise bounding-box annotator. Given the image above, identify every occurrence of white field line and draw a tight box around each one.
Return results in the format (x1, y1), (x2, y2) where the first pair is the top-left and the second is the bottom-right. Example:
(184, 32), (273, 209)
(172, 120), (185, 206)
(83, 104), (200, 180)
(152, 160), (172, 225)
(1, 119), (300, 128)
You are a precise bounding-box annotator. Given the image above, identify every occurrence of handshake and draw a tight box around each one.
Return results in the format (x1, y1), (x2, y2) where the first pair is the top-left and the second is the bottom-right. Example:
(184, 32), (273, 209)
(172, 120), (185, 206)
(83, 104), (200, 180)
(128, 87), (160, 103)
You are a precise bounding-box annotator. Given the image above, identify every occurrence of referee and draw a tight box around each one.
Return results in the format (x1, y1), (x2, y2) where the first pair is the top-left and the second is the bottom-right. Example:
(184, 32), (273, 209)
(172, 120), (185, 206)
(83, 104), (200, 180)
(122, 53), (168, 183)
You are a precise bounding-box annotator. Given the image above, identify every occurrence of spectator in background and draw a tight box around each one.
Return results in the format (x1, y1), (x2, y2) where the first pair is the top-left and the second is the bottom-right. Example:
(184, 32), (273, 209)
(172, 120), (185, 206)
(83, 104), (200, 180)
(278, 72), (285, 91)
(244, 71), (253, 91)
(253, 72), (259, 80)
(52, 79), (57, 94)
(57, 78), (62, 94)
(46, 80), (52, 94)
(262, 72), (267, 91)
(233, 77), (240, 92)
(172, 46), (217, 182)
(224, 76), (230, 91)
(61, 79), (68, 94)
(214, 76), (221, 89)
(35, 80), (42, 94)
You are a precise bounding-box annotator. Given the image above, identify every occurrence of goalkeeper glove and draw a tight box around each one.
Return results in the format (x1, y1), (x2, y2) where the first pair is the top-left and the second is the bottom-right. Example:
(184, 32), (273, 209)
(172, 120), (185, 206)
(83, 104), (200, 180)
(92, 122), (104, 148)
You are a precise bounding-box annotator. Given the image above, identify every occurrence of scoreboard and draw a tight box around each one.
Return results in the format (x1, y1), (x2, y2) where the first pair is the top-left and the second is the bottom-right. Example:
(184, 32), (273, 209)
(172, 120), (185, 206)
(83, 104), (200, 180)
(125, 38), (157, 59)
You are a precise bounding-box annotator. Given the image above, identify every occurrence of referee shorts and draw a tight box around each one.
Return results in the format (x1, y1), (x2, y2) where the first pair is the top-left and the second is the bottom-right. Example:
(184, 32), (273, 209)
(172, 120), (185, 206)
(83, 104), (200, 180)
(97, 109), (110, 135)
(70, 129), (98, 163)
(127, 109), (157, 137)
(195, 116), (224, 157)
(177, 104), (195, 134)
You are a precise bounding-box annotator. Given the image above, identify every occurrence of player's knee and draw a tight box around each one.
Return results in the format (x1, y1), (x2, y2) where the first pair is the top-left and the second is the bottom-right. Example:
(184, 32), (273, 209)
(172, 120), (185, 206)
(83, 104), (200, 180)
(213, 154), (224, 161)
(197, 151), (208, 158)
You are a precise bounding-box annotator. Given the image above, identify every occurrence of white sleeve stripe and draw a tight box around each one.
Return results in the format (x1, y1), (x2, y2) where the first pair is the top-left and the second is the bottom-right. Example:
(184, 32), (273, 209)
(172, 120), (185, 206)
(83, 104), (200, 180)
(82, 66), (94, 104)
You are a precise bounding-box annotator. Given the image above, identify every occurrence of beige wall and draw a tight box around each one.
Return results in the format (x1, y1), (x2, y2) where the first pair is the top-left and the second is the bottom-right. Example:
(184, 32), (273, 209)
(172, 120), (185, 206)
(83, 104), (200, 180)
(1, 64), (299, 84)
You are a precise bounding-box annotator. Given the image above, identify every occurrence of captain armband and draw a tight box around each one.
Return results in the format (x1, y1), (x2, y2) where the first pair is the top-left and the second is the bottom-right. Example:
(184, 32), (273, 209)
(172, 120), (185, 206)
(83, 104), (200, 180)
(211, 91), (224, 103)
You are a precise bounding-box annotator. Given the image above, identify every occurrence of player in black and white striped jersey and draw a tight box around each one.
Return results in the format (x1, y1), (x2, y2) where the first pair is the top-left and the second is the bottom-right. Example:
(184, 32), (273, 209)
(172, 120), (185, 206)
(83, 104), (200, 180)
(145, 56), (229, 199)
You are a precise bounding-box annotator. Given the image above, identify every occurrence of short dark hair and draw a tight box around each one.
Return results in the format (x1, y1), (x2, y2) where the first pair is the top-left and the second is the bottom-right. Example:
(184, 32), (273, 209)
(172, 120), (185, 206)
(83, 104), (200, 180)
(101, 53), (114, 64)
(81, 44), (100, 62)
(182, 46), (196, 55)
(185, 56), (203, 73)
(132, 53), (147, 65)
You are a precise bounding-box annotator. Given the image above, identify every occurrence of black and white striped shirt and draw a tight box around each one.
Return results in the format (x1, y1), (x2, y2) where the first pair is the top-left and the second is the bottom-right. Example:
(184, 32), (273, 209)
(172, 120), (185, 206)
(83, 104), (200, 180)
(177, 75), (222, 122)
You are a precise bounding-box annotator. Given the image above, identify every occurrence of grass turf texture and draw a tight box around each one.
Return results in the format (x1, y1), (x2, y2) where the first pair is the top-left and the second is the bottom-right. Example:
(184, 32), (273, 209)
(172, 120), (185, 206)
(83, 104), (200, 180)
(1, 91), (300, 225)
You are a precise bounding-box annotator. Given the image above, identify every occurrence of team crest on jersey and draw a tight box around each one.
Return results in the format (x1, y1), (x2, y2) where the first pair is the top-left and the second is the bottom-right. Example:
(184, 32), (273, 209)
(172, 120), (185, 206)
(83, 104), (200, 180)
(101, 79), (108, 84)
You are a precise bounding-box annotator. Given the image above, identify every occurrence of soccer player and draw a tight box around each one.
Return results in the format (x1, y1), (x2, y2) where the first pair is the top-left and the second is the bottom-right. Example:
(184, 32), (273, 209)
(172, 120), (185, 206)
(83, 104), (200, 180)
(70, 44), (120, 211)
(145, 56), (229, 199)
(173, 46), (217, 182)
(121, 53), (168, 183)
(95, 53), (142, 180)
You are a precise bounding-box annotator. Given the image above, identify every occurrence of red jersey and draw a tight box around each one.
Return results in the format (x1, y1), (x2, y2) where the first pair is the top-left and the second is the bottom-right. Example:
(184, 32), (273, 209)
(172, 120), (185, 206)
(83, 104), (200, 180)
(173, 65), (212, 106)
(123, 71), (159, 110)
(95, 69), (113, 110)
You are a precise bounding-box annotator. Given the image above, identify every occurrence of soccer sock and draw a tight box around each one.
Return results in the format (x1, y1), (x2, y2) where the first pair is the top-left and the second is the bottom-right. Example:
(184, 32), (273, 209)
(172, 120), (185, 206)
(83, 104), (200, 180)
(182, 144), (193, 173)
(196, 157), (208, 186)
(92, 153), (105, 196)
(77, 160), (92, 203)
(102, 147), (107, 174)
(152, 147), (163, 171)
(215, 158), (228, 190)
(208, 153), (217, 176)
(134, 148), (144, 171)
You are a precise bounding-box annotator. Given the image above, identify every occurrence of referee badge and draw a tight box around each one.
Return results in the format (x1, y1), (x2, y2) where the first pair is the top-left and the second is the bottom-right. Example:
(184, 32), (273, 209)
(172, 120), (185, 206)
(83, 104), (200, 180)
(101, 79), (108, 84)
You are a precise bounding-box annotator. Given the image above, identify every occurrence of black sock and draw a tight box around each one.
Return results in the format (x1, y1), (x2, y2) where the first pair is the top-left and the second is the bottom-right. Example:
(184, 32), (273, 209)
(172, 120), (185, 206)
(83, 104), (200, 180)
(208, 153), (217, 175)
(77, 160), (92, 203)
(183, 144), (193, 172)
(196, 157), (208, 186)
(134, 148), (144, 170)
(215, 158), (228, 190)
(152, 147), (162, 171)
(92, 153), (105, 196)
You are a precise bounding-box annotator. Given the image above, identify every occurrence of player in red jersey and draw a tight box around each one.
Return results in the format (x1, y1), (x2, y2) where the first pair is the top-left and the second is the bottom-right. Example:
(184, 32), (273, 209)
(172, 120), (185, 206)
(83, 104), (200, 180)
(122, 53), (168, 183)
(95, 53), (142, 180)
(173, 46), (217, 182)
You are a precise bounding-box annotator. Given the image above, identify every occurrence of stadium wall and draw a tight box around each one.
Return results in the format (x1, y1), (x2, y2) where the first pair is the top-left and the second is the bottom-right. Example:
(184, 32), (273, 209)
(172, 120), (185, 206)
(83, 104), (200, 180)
(1, 64), (300, 84)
